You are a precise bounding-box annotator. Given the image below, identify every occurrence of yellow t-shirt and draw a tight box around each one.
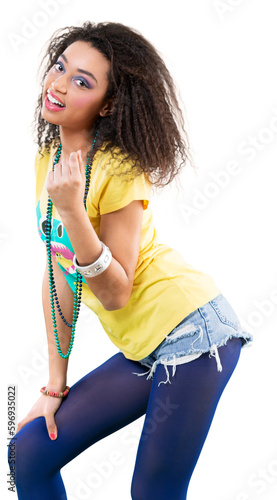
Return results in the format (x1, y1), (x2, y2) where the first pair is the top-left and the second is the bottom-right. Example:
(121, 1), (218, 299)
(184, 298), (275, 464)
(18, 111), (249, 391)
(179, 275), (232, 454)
(35, 143), (221, 361)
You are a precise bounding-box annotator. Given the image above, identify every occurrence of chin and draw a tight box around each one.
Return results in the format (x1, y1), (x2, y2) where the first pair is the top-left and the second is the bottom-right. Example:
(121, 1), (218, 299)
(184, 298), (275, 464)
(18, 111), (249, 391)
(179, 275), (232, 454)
(41, 108), (62, 126)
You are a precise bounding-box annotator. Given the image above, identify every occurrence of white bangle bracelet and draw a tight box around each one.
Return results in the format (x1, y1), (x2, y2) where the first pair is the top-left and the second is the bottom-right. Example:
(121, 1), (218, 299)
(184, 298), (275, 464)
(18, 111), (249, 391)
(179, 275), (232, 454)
(73, 242), (112, 278)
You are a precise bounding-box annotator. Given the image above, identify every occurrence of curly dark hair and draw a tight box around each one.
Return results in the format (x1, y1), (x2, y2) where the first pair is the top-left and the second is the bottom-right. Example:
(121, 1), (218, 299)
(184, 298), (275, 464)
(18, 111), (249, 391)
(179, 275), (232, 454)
(34, 21), (193, 186)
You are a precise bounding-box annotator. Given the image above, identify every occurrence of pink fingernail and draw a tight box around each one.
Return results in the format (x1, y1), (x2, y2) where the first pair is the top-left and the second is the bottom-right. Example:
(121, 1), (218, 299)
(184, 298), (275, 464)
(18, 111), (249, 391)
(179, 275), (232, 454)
(50, 433), (56, 440)
(78, 150), (82, 159)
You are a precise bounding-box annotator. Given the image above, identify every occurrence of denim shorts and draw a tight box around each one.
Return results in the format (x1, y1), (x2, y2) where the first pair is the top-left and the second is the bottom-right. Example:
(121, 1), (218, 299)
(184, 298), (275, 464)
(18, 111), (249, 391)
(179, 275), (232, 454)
(136, 294), (253, 385)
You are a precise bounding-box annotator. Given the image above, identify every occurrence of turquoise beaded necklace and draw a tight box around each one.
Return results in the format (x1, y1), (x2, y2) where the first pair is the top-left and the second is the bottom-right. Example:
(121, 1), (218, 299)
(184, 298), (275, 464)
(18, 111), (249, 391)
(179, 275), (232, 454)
(45, 134), (98, 359)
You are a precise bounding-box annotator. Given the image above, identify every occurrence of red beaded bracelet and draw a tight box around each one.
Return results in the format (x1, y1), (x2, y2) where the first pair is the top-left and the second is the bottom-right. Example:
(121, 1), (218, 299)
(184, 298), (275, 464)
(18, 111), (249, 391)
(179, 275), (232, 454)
(40, 386), (70, 398)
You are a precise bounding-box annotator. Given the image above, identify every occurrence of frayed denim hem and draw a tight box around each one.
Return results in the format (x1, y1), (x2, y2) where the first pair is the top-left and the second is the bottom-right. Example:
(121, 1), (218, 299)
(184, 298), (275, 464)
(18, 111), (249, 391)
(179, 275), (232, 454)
(133, 331), (252, 386)
(132, 294), (253, 386)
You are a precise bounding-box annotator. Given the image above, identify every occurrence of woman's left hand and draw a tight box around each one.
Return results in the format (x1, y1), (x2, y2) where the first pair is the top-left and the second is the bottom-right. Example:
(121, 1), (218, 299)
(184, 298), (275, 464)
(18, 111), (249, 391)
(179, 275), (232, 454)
(46, 150), (86, 217)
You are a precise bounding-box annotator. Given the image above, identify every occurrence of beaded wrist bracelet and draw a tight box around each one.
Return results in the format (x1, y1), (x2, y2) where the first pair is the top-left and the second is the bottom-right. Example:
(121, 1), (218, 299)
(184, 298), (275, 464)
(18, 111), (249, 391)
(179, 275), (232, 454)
(40, 386), (70, 398)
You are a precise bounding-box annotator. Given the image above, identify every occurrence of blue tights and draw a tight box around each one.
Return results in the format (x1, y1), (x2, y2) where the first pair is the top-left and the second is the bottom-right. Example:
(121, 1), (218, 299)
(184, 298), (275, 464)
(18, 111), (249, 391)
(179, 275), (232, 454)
(9, 338), (241, 500)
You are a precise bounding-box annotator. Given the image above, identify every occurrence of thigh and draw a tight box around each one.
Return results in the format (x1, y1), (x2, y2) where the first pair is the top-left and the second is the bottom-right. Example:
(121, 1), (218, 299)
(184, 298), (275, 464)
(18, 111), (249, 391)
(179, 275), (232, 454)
(55, 352), (151, 439)
(131, 338), (242, 500)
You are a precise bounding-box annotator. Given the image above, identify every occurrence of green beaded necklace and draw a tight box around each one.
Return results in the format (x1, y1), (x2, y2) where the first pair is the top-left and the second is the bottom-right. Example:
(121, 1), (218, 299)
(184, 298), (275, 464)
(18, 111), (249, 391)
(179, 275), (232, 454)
(45, 134), (98, 359)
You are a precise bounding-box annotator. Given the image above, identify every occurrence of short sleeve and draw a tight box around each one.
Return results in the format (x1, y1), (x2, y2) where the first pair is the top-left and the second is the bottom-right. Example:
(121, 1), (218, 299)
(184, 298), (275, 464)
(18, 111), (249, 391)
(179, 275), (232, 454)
(87, 150), (152, 216)
(99, 171), (151, 214)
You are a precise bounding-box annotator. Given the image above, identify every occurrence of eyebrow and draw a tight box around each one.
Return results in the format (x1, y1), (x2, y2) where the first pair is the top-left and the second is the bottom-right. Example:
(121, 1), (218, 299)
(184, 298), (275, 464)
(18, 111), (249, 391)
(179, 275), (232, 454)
(60, 54), (98, 83)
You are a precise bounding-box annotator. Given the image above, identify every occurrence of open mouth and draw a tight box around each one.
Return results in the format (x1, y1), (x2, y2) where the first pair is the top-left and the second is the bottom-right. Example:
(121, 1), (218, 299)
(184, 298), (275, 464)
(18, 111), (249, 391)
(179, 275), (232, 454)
(46, 90), (65, 108)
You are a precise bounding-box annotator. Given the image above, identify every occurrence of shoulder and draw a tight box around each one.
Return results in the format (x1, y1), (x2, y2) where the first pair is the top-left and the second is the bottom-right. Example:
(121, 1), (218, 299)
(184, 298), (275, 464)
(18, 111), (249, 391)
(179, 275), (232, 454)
(89, 146), (152, 215)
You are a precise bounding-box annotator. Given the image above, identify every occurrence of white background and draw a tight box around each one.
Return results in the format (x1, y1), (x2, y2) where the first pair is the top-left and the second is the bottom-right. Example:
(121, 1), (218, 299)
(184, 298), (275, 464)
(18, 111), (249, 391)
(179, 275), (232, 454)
(1, 1), (277, 499)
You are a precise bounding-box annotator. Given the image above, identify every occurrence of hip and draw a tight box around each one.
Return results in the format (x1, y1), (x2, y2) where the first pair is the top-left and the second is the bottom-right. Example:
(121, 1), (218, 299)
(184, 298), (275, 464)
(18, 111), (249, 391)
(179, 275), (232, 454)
(137, 294), (253, 382)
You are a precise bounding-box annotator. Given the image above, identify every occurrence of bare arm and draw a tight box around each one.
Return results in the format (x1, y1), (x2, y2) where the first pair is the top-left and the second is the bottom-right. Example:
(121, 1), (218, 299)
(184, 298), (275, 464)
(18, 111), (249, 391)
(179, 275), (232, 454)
(42, 257), (74, 389)
(17, 259), (75, 440)
(60, 200), (143, 310)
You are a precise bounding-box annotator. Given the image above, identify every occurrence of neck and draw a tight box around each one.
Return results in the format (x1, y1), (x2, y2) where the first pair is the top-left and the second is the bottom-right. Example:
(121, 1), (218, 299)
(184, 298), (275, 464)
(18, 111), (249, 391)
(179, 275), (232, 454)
(59, 127), (94, 161)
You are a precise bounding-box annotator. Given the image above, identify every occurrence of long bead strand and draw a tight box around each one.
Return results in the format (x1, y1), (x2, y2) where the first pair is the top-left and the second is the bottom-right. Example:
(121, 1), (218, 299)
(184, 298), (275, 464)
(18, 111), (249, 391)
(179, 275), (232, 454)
(45, 135), (97, 358)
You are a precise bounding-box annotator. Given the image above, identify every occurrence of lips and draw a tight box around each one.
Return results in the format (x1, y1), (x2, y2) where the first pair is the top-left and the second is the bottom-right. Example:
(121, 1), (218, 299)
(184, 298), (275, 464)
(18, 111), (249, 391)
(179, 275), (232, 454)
(47, 89), (65, 106)
(44, 89), (66, 111)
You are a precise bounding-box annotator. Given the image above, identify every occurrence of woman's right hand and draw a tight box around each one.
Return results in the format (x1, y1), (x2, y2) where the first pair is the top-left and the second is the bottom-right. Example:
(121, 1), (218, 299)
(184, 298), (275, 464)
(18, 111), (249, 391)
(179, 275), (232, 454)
(17, 393), (62, 440)
(20, 261), (72, 441)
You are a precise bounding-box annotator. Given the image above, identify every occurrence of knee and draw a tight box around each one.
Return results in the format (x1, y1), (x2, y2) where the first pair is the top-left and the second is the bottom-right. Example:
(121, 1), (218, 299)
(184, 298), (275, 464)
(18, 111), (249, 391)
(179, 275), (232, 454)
(8, 430), (29, 488)
(8, 429), (35, 486)
(7, 417), (49, 485)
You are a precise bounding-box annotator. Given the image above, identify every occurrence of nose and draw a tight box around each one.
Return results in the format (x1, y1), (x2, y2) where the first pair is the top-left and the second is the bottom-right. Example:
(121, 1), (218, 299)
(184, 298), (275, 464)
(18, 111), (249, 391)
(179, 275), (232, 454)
(51, 74), (67, 94)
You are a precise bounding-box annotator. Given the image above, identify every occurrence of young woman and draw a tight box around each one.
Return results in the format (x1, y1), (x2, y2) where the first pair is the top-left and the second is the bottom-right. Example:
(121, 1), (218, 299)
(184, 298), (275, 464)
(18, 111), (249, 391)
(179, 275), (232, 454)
(9, 22), (252, 500)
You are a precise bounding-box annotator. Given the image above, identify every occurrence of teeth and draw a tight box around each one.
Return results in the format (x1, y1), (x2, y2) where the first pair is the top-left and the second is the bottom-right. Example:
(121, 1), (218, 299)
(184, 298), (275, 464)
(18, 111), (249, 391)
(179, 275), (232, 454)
(47, 90), (64, 107)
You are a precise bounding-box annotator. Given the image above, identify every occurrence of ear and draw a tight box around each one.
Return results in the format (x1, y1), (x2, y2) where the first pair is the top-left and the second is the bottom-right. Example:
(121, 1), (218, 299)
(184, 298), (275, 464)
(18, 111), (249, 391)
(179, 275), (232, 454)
(99, 99), (113, 117)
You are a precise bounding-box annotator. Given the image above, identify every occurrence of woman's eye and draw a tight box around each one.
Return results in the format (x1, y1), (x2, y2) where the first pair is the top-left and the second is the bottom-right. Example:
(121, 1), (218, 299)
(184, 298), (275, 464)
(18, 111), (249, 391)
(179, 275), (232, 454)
(51, 61), (91, 89)
(75, 78), (90, 89)
(54, 62), (64, 72)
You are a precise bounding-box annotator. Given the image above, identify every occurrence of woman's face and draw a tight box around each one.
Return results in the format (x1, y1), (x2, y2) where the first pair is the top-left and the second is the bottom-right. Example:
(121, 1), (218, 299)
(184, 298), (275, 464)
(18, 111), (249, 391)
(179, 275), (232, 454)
(42, 41), (111, 132)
